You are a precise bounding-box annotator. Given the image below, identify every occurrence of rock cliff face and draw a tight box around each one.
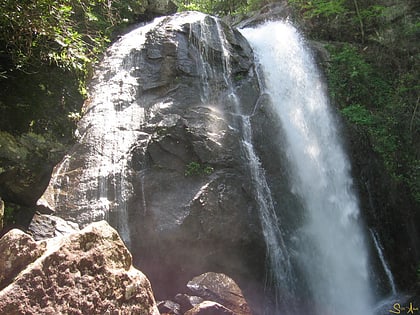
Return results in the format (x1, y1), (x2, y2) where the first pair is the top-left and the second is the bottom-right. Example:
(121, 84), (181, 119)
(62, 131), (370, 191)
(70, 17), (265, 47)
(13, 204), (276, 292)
(37, 12), (265, 301)
(0, 221), (159, 315)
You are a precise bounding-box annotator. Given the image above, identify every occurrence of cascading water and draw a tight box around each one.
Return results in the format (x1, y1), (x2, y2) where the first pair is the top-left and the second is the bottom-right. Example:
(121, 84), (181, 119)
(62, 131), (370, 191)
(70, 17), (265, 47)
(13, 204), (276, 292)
(212, 18), (296, 313)
(187, 14), (297, 312)
(370, 228), (397, 295)
(41, 18), (164, 245)
(241, 21), (376, 314)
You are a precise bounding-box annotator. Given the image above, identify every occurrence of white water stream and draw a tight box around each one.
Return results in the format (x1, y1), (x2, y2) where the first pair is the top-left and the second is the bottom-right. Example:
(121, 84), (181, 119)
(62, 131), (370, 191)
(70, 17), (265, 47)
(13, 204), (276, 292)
(370, 228), (398, 295)
(241, 21), (375, 315)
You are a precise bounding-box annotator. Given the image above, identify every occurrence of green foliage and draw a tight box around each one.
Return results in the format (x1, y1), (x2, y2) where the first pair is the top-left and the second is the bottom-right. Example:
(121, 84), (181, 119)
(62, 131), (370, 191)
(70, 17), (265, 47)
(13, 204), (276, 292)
(326, 42), (419, 203)
(0, 0), (147, 75)
(185, 161), (214, 177)
(288, 0), (346, 18)
(326, 44), (390, 109)
(3, 205), (16, 225)
(340, 104), (374, 126)
(0, 0), (147, 144)
(289, 0), (389, 43)
(175, 0), (252, 15)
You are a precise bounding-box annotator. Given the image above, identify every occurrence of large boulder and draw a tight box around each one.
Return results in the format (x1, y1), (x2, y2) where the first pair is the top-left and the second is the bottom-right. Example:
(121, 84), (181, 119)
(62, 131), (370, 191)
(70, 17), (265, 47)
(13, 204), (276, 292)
(0, 221), (159, 315)
(186, 272), (252, 315)
(36, 12), (266, 303)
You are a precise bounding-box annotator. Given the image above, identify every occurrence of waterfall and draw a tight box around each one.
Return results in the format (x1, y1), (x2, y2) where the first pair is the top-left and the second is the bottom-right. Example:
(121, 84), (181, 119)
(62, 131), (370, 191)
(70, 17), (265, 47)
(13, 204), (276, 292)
(370, 229), (397, 295)
(241, 21), (375, 315)
(240, 116), (297, 313)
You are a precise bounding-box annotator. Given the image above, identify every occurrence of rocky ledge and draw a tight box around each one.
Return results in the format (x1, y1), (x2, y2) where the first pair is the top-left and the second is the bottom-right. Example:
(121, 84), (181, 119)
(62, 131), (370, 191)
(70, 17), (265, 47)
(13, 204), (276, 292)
(0, 220), (253, 315)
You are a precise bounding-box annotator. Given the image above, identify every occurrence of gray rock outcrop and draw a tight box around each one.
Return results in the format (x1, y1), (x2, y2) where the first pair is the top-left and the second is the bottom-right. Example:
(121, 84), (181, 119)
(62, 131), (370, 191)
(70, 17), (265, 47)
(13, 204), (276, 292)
(28, 213), (80, 240)
(0, 221), (159, 315)
(36, 11), (265, 302)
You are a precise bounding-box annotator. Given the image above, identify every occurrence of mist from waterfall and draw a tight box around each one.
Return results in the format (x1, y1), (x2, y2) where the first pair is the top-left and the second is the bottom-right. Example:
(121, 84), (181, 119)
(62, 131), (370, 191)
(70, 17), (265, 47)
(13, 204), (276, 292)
(241, 21), (375, 315)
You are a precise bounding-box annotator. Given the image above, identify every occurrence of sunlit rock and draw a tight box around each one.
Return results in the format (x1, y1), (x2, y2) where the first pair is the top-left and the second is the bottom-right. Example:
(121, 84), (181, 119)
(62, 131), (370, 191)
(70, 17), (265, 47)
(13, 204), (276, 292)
(0, 228), (46, 290)
(0, 221), (159, 315)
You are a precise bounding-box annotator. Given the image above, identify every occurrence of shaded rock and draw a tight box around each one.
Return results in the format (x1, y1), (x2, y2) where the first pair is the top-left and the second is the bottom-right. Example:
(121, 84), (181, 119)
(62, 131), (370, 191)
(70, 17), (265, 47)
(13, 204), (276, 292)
(0, 221), (159, 315)
(187, 272), (252, 315)
(231, 2), (291, 29)
(184, 301), (234, 315)
(157, 299), (181, 315)
(175, 293), (205, 313)
(28, 213), (80, 241)
(0, 131), (61, 207)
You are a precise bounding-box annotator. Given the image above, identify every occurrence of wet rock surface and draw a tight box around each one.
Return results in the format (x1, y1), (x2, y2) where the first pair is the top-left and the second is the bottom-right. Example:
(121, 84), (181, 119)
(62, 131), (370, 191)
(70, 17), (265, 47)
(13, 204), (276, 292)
(36, 12), (266, 303)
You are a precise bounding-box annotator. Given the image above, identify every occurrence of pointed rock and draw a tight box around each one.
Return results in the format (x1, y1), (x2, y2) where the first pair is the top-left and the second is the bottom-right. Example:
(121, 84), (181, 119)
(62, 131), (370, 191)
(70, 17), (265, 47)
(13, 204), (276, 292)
(187, 272), (252, 315)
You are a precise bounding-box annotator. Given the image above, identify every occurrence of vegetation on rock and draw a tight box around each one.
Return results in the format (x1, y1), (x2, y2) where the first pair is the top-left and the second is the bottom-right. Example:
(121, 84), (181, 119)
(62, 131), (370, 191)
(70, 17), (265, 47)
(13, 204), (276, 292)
(174, 0), (277, 15)
(185, 161), (214, 177)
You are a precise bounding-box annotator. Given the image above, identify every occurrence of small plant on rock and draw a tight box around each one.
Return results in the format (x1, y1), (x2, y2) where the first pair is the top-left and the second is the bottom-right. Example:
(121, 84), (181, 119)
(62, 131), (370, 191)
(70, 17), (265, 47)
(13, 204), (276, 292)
(185, 161), (214, 177)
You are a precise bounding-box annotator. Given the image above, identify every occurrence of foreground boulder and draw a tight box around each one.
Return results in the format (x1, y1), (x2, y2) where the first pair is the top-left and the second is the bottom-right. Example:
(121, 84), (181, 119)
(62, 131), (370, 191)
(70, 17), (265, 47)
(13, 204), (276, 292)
(0, 221), (159, 315)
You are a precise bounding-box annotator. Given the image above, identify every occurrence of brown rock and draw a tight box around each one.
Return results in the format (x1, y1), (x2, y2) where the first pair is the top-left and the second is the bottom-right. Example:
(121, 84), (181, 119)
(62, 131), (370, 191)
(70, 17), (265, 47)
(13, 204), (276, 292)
(0, 221), (159, 315)
(0, 228), (46, 290)
(187, 272), (252, 315)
